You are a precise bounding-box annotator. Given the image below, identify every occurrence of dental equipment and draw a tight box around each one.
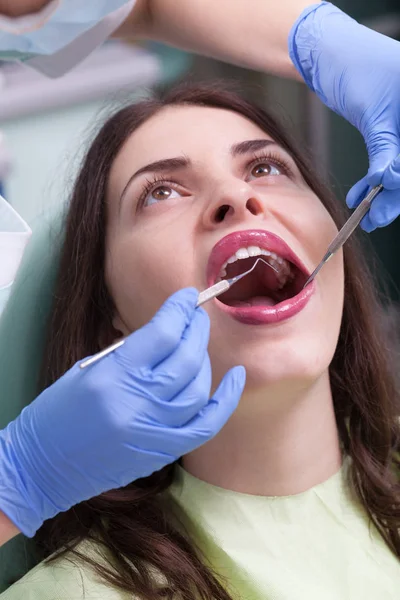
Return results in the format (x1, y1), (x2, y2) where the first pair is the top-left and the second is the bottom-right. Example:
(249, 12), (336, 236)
(303, 184), (384, 288)
(80, 258), (277, 369)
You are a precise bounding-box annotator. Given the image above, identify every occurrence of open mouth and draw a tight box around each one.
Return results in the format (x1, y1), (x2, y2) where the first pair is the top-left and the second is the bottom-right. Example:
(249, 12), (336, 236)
(215, 250), (307, 308)
(207, 230), (314, 325)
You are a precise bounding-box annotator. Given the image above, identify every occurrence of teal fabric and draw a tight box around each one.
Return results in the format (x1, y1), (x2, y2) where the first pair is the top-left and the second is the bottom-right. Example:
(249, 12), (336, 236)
(0, 51), (32, 61)
(0, 211), (63, 593)
(0, 284), (13, 317)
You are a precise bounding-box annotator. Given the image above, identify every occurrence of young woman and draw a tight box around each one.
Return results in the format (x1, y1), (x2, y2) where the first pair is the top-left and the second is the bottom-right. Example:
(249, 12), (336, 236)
(2, 82), (399, 600)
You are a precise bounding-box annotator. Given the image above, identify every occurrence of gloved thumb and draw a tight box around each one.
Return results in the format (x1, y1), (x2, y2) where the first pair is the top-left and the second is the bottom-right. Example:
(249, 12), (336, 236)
(346, 174), (369, 210)
(346, 162), (400, 233)
(381, 153), (400, 190)
(365, 136), (400, 188)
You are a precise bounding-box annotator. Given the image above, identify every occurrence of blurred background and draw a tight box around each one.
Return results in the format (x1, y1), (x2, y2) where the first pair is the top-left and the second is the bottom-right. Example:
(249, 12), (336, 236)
(0, 0), (399, 300)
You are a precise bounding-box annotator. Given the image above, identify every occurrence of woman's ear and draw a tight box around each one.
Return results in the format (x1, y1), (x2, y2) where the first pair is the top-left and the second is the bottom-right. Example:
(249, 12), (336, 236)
(112, 314), (130, 338)
(98, 316), (125, 348)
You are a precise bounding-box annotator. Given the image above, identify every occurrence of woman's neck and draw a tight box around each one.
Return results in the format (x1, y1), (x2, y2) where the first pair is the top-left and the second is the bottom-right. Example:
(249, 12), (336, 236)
(182, 372), (342, 496)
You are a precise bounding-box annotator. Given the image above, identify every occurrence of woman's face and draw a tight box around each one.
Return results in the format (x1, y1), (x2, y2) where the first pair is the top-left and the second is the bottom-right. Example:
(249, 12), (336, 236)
(105, 105), (344, 391)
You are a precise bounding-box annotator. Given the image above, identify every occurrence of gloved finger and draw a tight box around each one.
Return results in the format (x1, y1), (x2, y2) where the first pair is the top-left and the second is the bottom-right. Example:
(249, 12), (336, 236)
(149, 354), (212, 428)
(359, 212), (376, 233)
(363, 189), (400, 230)
(129, 365), (245, 457)
(346, 175), (370, 210)
(114, 446), (175, 485)
(143, 308), (210, 401)
(381, 153), (400, 190)
(175, 366), (246, 454)
(114, 287), (199, 370)
(366, 138), (400, 187)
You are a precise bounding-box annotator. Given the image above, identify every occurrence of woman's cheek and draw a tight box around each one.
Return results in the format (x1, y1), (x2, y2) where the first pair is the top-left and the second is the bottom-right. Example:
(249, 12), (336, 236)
(107, 242), (193, 328)
(285, 195), (338, 257)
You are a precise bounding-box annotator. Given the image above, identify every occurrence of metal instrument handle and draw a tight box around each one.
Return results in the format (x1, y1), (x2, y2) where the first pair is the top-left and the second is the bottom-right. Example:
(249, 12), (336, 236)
(80, 340), (125, 369)
(327, 184), (383, 256)
(196, 279), (230, 306)
(80, 281), (231, 368)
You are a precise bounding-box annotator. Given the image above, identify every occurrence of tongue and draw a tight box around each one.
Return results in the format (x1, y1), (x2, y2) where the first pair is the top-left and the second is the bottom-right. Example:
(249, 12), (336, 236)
(229, 295), (277, 308)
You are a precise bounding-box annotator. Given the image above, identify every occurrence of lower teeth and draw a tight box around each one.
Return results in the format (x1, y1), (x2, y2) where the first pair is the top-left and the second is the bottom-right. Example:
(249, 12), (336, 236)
(230, 296), (277, 308)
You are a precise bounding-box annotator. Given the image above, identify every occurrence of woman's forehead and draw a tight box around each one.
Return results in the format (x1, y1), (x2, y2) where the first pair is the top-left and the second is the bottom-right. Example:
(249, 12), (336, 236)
(110, 105), (273, 177)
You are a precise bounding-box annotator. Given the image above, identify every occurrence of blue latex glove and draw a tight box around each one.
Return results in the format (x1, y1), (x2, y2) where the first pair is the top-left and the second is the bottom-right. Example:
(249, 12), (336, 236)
(289, 2), (400, 232)
(0, 288), (245, 537)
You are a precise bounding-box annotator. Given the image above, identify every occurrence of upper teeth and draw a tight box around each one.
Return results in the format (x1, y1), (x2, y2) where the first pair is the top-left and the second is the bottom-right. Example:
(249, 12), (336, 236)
(216, 246), (293, 289)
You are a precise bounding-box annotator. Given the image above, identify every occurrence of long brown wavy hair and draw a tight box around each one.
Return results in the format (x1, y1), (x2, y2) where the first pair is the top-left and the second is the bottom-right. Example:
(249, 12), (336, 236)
(36, 82), (400, 599)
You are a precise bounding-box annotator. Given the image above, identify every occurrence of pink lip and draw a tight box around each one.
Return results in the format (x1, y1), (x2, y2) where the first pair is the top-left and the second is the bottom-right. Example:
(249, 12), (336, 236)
(206, 229), (315, 325)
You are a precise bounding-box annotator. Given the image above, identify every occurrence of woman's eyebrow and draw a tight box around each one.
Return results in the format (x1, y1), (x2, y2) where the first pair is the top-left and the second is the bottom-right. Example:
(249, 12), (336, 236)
(119, 156), (190, 206)
(231, 138), (276, 155)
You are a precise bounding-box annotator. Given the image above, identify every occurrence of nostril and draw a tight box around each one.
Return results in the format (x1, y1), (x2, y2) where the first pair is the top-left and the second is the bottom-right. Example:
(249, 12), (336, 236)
(246, 197), (263, 216)
(215, 205), (230, 222)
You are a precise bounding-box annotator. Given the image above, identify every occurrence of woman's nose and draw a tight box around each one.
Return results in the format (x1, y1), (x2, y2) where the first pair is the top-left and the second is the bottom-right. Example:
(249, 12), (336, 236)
(202, 179), (266, 228)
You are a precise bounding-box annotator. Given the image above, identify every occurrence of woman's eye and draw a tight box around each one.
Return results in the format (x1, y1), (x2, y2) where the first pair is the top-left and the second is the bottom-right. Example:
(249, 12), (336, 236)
(249, 162), (281, 180)
(145, 185), (181, 207)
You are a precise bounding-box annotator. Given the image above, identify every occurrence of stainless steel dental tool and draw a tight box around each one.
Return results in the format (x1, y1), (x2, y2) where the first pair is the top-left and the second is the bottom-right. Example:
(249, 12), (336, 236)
(303, 184), (384, 289)
(80, 258), (277, 369)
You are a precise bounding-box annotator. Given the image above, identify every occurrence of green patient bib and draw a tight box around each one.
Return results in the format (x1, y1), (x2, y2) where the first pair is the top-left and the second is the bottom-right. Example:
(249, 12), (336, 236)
(169, 460), (400, 600)
(2, 459), (400, 599)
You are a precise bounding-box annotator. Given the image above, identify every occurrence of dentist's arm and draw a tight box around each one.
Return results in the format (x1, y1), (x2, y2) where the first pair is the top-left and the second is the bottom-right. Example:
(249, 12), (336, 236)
(2, 0), (312, 77)
(0, 511), (19, 546)
(121, 0), (312, 78)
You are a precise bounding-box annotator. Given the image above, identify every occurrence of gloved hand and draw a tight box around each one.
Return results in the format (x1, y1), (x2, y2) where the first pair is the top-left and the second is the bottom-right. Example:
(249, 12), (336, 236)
(289, 2), (400, 232)
(0, 288), (245, 538)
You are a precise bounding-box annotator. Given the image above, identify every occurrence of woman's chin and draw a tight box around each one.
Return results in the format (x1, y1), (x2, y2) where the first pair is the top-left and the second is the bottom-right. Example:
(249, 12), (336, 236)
(242, 367), (316, 391)
(212, 355), (329, 400)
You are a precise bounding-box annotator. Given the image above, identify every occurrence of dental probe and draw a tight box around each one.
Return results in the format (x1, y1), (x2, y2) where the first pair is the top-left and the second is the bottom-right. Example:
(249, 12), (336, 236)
(303, 184), (384, 289)
(80, 258), (277, 369)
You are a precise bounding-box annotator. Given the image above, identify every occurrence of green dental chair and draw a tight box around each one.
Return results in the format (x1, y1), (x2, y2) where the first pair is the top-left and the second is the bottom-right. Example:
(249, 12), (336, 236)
(0, 212), (63, 592)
